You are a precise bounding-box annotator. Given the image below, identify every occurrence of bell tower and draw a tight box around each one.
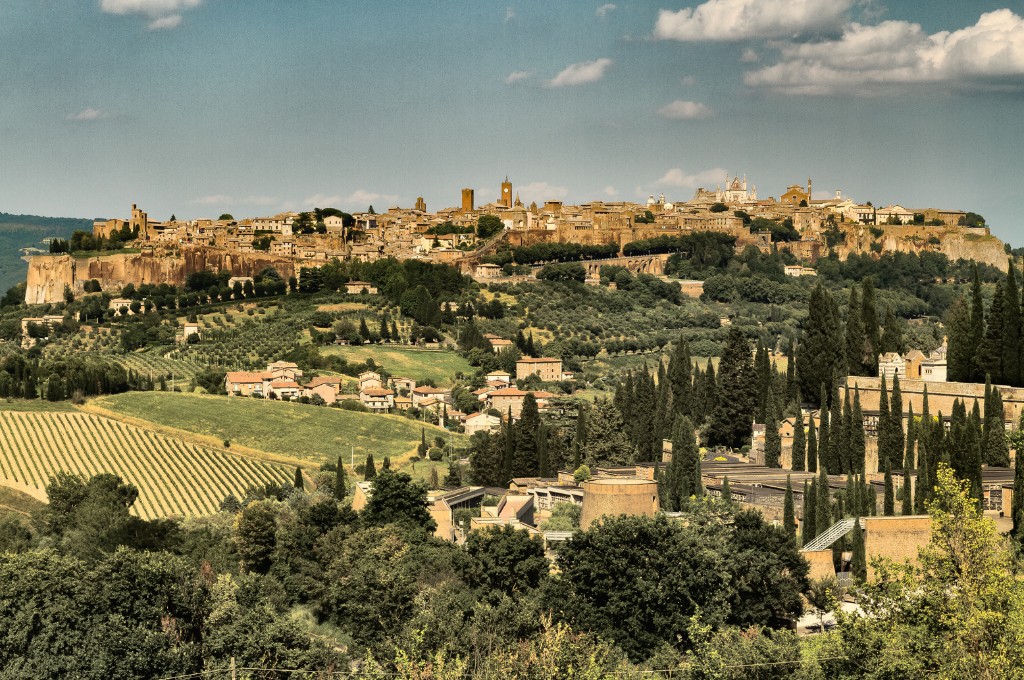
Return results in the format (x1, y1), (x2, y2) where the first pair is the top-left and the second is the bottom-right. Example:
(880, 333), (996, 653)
(500, 176), (512, 209)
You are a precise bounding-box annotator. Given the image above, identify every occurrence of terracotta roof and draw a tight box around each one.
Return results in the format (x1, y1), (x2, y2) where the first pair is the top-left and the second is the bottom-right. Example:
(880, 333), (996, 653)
(394, 396), (413, 404)
(489, 388), (528, 397)
(517, 357), (560, 364)
(413, 386), (448, 395)
(532, 391), (557, 399)
(486, 370), (511, 376)
(473, 387), (494, 396)
(466, 412), (499, 421)
(306, 376), (342, 388)
(270, 380), (301, 389)
(227, 371), (267, 384)
(361, 388), (394, 397)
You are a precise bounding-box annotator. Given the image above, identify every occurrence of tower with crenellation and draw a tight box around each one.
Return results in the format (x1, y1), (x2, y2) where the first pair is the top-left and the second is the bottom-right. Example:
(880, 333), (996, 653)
(500, 176), (512, 209)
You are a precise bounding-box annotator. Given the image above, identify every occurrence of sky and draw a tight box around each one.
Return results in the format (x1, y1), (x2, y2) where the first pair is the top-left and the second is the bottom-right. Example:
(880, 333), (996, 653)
(2, 0), (1024, 243)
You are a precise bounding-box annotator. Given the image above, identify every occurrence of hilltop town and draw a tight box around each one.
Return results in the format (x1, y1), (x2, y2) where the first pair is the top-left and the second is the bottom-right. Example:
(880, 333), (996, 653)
(23, 174), (1006, 303)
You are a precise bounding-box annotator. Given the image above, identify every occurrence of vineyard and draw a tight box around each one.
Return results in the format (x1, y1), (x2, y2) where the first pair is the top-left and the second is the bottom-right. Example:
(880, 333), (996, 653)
(0, 410), (292, 519)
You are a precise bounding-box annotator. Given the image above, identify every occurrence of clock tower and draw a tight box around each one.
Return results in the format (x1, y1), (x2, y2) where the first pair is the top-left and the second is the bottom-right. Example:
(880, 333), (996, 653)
(500, 176), (512, 209)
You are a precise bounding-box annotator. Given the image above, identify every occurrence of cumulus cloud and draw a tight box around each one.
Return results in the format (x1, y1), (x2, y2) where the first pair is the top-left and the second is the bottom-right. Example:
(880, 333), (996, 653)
(740, 48), (760, 63)
(654, 167), (728, 189)
(656, 100), (713, 119)
(547, 58), (613, 87)
(516, 182), (569, 204)
(596, 3), (617, 18)
(654, 0), (853, 41)
(745, 9), (1024, 94)
(603, 186), (618, 197)
(67, 108), (106, 121)
(505, 70), (532, 84)
(100, 0), (201, 29)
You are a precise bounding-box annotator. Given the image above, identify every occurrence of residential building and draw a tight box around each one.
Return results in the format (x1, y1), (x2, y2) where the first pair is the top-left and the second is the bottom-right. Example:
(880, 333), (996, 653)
(515, 357), (563, 382)
(360, 387), (395, 413)
(464, 412), (501, 437)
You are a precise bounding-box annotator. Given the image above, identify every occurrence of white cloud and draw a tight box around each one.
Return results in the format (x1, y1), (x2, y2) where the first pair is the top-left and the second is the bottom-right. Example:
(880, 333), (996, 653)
(654, 0), (853, 41)
(656, 100), (713, 119)
(654, 167), (728, 189)
(745, 9), (1024, 95)
(596, 3), (617, 18)
(505, 6), (516, 22)
(67, 108), (106, 121)
(147, 14), (182, 30)
(547, 58), (613, 87)
(339, 189), (399, 209)
(740, 48), (760, 63)
(100, 0), (200, 29)
(516, 182), (569, 204)
(603, 186), (618, 197)
(505, 70), (532, 84)
(193, 194), (279, 207)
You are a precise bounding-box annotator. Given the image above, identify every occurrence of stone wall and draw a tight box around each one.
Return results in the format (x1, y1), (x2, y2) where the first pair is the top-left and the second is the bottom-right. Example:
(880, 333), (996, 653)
(863, 515), (931, 580)
(25, 249), (299, 304)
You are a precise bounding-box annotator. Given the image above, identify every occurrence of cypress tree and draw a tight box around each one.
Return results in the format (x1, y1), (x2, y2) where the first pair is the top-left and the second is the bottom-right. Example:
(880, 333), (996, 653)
(791, 413), (807, 472)
(867, 484), (878, 516)
(828, 386), (843, 474)
(799, 282), (845, 405)
(419, 429), (427, 458)
(785, 338), (798, 404)
(862, 277), (881, 375)
(693, 451), (704, 498)
(818, 384), (831, 474)
(754, 341), (772, 423)
(381, 456), (391, 471)
(968, 400), (984, 506)
(668, 336), (694, 417)
(804, 478), (816, 544)
(880, 307), (904, 355)
(845, 286), (865, 375)
(851, 517), (867, 581)
(335, 456), (346, 498)
(852, 387), (866, 475)
(294, 465), (304, 490)
(664, 416), (695, 510)
(721, 475), (732, 506)
(537, 423), (550, 478)
(500, 410), (515, 485)
(764, 394), (782, 468)
(946, 296), (974, 383)
(904, 403), (916, 471)
(574, 402), (587, 469)
(783, 475), (796, 544)
(890, 373), (905, 470)
(512, 393), (541, 477)
(980, 283), (1004, 384)
(364, 453), (376, 480)
(984, 380), (1010, 467)
(708, 328), (757, 449)
(969, 265), (986, 382)
(1002, 264), (1022, 386)
(901, 470), (912, 515)
(1013, 414), (1024, 542)
(915, 437), (929, 513)
(840, 388), (854, 474)
(815, 465), (831, 537)
(883, 465), (894, 516)
(877, 373), (891, 471)
(807, 414), (818, 473)
(704, 359), (719, 420)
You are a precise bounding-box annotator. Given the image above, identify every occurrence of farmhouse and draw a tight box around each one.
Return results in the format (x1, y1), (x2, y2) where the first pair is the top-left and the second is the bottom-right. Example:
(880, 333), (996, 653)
(345, 280), (378, 295)
(515, 357), (562, 382)
(484, 334), (514, 353)
(464, 412), (501, 436)
(359, 387), (395, 413)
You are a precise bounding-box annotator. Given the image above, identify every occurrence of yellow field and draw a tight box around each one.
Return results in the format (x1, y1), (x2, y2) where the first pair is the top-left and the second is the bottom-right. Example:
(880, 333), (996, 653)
(0, 410), (292, 520)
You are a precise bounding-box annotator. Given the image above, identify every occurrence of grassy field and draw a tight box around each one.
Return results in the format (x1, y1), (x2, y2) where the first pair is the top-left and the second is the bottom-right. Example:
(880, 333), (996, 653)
(0, 399), (77, 413)
(0, 485), (45, 518)
(90, 392), (464, 468)
(0, 410), (291, 519)
(321, 345), (473, 384)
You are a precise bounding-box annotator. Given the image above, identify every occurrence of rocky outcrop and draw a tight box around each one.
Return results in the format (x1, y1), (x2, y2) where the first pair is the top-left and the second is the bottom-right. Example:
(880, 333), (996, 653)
(837, 225), (1009, 272)
(24, 249), (299, 304)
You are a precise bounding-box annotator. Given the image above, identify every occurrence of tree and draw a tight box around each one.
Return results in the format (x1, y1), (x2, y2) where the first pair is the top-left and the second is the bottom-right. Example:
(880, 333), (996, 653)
(850, 516), (866, 581)
(1003, 264), (1022, 385)
(583, 398), (636, 466)
(361, 470), (436, 532)
(1014, 412), (1024, 542)
(364, 453), (377, 480)
(807, 415), (818, 473)
(476, 214), (504, 239)
(791, 414), (806, 472)
(983, 382), (1010, 467)
(845, 286), (865, 375)
(763, 399), (781, 468)
(883, 466), (895, 516)
(512, 393), (541, 477)
(459, 525), (549, 600)
(235, 499), (277, 574)
(946, 296), (973, 382)
(783, 476), (796, 544)
(803, 479), (816, 543)
(668, 337), (694, 417)
(861, 278), (881, 376)
(335, 457), (347, 498)
(721, 476), (732, 505)
(708, 328), (756, 448)
(969, 265), (986, 382)
(798, 282), (844, 404)
(815, 466), (831, 536)
(293, 465), (304, 490)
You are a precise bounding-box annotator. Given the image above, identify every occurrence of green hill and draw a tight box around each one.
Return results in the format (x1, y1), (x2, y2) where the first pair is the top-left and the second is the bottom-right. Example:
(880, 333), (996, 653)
(0, 212), (93, 292)
(89, 392), (463, 466)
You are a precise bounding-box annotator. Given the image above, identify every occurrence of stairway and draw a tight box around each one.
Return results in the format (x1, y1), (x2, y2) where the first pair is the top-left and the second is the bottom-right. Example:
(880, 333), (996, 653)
(802, 517), (864, 552)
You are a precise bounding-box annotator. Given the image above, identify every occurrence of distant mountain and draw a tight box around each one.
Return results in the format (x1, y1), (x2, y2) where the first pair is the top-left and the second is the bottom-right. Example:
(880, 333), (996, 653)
(0, 212), (93, 293)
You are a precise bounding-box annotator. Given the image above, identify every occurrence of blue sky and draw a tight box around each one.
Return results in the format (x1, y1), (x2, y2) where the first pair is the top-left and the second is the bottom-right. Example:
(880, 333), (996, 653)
(2, 1), (1024, 243)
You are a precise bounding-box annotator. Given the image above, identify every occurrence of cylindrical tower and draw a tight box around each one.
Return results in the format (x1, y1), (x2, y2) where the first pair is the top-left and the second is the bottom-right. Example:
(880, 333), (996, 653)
(580, 478), (660, 528)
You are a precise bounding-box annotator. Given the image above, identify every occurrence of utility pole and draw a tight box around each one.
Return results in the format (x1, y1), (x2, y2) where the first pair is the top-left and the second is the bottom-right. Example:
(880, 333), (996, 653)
(230, 656), (237, 680)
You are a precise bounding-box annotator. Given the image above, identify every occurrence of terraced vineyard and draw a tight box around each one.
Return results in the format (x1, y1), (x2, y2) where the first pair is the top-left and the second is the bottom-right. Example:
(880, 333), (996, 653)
(0, 410), (291, 519)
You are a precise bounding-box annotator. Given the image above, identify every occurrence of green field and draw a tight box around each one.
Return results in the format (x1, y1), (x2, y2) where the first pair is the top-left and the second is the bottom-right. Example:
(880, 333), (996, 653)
(0, 410), (291, 519)
(0, 399), (76, 413)
(322, 345), (473, 384)
(91, 392), (464, 466)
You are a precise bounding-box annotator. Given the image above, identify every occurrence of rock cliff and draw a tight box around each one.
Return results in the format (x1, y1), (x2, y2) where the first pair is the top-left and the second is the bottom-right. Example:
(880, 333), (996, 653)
(24, 249), (299, 304)
(837, 225), (1009, 272)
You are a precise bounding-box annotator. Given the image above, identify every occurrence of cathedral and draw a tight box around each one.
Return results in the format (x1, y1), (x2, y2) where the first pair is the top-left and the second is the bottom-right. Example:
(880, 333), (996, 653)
(693, 173), (757, 204)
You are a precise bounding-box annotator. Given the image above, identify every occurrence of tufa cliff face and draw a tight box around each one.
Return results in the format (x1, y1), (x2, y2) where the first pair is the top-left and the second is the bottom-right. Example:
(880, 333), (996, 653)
(24, 249), (299, 304)
(837, 225), (1009, 272)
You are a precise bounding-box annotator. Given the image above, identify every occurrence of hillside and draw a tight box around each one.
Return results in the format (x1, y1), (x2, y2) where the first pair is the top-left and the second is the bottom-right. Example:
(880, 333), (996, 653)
(90, 392), (464, 466)
(0, 212), (91, 292)
(0, 409), (291, 519)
